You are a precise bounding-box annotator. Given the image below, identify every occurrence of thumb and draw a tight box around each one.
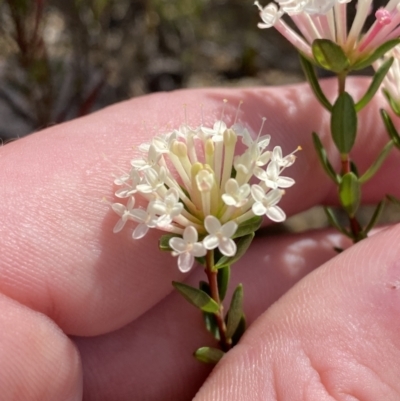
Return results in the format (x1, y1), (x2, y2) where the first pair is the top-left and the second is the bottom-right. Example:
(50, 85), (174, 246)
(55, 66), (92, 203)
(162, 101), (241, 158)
(194, 224), (400, 400)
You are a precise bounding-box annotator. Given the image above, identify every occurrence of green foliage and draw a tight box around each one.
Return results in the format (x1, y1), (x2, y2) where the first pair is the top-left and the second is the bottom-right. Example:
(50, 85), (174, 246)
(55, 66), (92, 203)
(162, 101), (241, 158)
(312, 132), (339, 183)
(172, 281), (219, 313)
(359, 140), (394, 183)
(226, 284), (244, 339)
(194, 347), (224, 364)
(312, 39), (350, 73)
(331, 92), (357, 154)
(299, 53), (332, 111)
(356, 57), (394, 112)
(380, 109), (400, 148)
(159, 233), (179, 251)
(233, 216), (262, 239)
(217, 266), (230, 302)
(364, 201), (385, 234)
(339, 172), (361, 218)
(352, 39), (400, 70)
(215, 233), (255, 269)
(324, 207), (351, 237)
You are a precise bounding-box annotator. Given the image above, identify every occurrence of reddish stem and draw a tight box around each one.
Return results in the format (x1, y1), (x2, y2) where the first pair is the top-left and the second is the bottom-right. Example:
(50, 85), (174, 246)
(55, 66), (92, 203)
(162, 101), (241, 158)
(205, 251), (231, 352)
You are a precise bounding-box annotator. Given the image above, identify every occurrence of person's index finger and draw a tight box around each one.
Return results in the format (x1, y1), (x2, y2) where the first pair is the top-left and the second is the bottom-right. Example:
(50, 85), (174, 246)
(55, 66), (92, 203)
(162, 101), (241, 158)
(0, 79), (398, 338)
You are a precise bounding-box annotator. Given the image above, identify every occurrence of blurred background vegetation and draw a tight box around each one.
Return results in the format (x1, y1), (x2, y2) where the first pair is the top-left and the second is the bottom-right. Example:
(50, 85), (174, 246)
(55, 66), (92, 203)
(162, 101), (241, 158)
(0, 0), (307, 140)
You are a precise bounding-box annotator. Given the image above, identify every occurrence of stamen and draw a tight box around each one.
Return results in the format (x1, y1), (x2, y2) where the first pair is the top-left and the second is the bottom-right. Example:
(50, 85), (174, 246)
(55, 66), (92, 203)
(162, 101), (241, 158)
(219, 99), (228, 131)
(234, 100), (243, 125)
(359, 8), (393, 52)
(258, 117), (267, 139)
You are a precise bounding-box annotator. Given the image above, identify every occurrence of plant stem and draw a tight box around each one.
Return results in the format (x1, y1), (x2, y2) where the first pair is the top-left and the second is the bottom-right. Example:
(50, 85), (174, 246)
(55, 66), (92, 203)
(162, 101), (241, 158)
(340, 153), (363, 242)
(338, 72), (347, 95)
(205, 250), (231, 352)
(336, 72), (365, 243)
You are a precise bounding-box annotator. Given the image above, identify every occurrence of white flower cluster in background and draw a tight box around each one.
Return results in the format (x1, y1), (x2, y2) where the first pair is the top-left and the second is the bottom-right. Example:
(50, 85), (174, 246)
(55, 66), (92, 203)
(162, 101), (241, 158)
(112, 112), (298, 272)
(255, 0), (400, 64)
(374, 44), (400, 112)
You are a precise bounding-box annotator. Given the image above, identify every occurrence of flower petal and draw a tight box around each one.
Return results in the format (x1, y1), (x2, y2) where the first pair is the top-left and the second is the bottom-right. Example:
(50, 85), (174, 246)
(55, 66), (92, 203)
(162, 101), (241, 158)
(183, 226), (198, 243)
(132, 223), (149, 239)
(266, 206), (286, 222)
(204, 215), (221, 234)
(219, 238), (237, 257)
(252, 202), (266, 216)
(203, 234), (219, 250)
(169, 237), (187, 253)
(221, 221), (238, 238)
(178, 252), (194, 273)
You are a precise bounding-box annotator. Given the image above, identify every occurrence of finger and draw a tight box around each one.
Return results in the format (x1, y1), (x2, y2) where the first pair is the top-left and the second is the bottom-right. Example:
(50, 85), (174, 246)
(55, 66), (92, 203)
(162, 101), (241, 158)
(74, 229), (349, 400)
(0, 79), (399, 337)
(0, 293), (82, 400)
(193, 224), (400, 400)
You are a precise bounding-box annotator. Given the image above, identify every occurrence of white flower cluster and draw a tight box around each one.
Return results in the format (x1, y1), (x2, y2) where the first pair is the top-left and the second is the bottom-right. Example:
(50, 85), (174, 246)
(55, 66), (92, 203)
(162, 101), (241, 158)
(112, 116), (297, 272)
(375, 44), (400, 111)
(255, 0), (400, 64)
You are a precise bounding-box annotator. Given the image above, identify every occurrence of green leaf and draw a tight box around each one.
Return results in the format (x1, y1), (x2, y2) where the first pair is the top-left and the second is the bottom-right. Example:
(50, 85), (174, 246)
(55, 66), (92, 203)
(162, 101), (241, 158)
(172, 281), (219, 313)
(323, 207), (351, 237)
(339, 172), (361, 217)
(355, 57), (394, 112)
(312, 132), (339, 183)
(383, 88), (400, 117)
(359, 140), (394, 183)
(215, 233), (255, 269)
(159, 234), (179, 251)
(380, 109), (400, 148)
(203, 312), (220, 340)
(387, 194), (400, 206)
(226, 284), (244, 339)
(217, 266), (231, 302)
(364, 200), (385, 234)
(194, 347), (225, 364)
(299, 53), (332, 111)
(353, 39), (400, 70)
(331, 92), (358, 154)
(350, 161), (359, 177)
(312, 39), (350, 73)
(231, 315), (246, 346)
(233, 216), (262, 239)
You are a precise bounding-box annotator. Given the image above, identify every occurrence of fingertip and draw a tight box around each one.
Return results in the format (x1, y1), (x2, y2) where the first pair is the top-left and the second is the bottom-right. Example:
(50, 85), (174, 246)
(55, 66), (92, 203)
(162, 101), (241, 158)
(0, 294), (82, 401)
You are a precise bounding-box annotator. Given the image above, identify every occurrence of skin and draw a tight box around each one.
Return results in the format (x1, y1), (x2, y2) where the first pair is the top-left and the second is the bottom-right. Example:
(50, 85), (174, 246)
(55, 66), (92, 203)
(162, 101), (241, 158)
(1, 78), (400, 400)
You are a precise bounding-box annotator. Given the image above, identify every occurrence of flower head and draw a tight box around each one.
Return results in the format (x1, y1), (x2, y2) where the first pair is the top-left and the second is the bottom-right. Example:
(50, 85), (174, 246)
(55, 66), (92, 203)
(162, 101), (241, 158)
(111, 106), (297, 271)
(374, 44), (400, 115)
(255, 0), (400, 69)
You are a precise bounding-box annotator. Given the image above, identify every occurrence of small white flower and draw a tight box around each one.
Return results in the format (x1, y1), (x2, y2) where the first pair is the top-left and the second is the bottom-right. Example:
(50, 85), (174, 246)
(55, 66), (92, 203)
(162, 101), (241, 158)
(130, 207), (158, 239)
(169, 226), (207, 272)
(131, 144), (162, 170)
(115, 169), (141, 198)
(222, 179), (250, 207)
(251, 185), (286, 222)
(271, 146), (296, 167)
(203, 215), (238, 257)
(112, 197), (136, 233)
(150, 188), (184, 227)
(136, 167), (166, 194)
(200, 120), (227, 142)
(374, 45), (400, 115)
(255, 161), (295, 189)
(255, 1), (283, 28)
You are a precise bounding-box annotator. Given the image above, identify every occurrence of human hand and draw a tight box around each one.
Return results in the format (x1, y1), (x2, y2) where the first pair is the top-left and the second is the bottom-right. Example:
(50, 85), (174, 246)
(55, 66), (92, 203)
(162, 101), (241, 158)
(1, 78), (400, 400)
